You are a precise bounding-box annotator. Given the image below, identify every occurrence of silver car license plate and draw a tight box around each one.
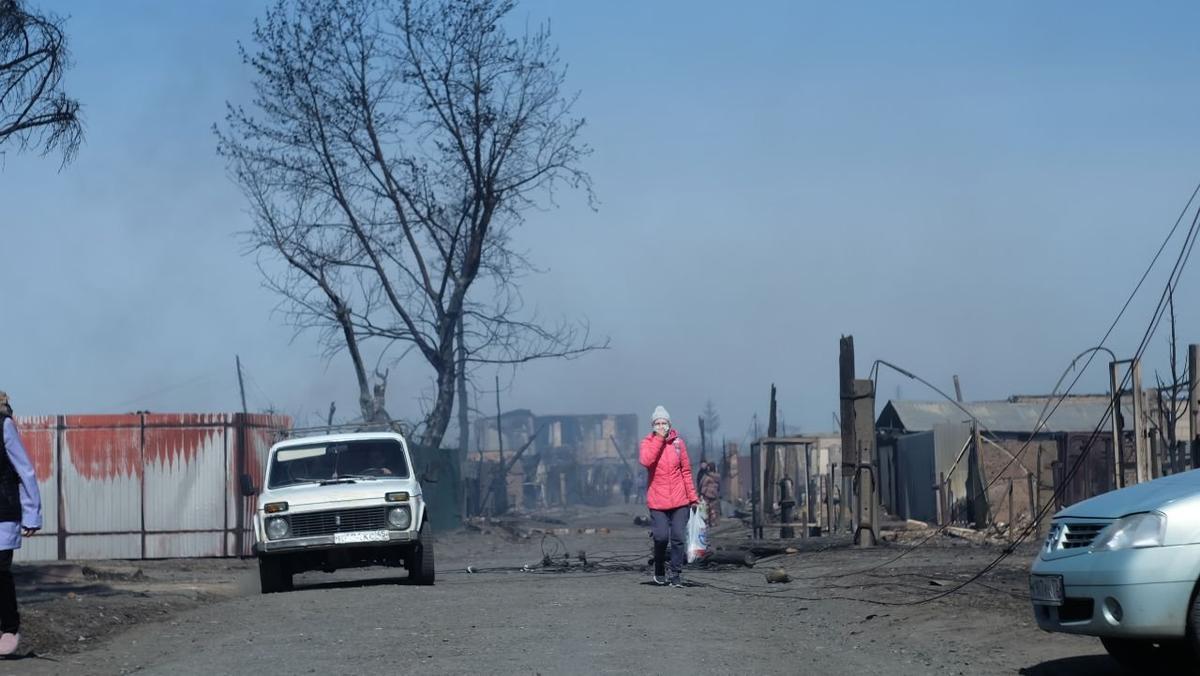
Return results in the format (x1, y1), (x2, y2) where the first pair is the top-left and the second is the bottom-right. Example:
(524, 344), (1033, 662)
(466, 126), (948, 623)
(1030, 574), (1064, 606)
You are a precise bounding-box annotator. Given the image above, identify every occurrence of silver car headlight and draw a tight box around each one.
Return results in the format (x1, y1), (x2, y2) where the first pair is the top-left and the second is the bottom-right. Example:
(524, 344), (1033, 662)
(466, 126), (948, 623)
(1090, 512), (1166, 552)
(388, 506), (412, 530)
(266, 516), (290, 540)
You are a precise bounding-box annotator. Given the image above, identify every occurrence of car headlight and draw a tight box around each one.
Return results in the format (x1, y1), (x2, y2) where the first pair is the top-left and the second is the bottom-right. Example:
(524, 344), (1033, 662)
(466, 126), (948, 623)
(1090, 512), (1166, 551)
(266, 516), (290, 540)
(388, 506), (412, 530)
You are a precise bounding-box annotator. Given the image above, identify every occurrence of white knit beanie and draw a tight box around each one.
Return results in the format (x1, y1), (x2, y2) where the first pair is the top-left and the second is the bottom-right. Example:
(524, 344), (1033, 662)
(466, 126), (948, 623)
(651, 405), (670, 423)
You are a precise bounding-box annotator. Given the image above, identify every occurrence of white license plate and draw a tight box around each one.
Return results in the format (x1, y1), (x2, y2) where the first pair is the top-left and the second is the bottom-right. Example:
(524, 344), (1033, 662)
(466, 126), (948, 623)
(1030, 574), (1064, 605)
(333, 530), (390, 544)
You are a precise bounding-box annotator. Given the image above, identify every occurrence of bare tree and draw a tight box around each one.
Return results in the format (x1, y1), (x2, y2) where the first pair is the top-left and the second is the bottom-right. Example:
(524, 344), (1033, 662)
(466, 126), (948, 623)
(216, 0), (603, 448)
(0, 0), (81, 162)
(1155, 286), (1187, 474)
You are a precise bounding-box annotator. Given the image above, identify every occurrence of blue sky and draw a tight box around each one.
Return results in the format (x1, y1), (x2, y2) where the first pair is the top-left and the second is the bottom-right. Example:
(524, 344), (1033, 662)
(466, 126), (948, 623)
(5, 1), (1200, 445)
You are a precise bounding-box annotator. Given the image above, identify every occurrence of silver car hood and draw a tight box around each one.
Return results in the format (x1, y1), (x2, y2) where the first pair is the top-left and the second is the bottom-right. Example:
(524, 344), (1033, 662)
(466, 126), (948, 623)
(1057, 470), (1200, 519)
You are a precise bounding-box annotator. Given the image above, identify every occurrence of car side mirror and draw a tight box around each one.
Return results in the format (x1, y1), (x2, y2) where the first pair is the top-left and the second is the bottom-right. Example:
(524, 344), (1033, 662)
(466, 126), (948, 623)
(240, 473), (256, 496)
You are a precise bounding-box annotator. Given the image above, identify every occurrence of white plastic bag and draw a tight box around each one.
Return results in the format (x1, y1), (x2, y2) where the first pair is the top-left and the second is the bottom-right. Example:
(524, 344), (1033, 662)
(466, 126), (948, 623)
(686, 502), (709, 563)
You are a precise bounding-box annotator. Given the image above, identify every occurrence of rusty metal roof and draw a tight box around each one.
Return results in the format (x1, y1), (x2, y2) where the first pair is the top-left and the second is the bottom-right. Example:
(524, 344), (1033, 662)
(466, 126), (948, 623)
(878, 398), (1135, 434)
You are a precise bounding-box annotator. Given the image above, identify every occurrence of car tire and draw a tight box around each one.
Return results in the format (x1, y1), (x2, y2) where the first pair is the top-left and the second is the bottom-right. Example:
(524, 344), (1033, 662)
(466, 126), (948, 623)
(259, 555), (293, 594)
(1101, 637), (1190, 670)
(1180, 584), (1200, 667)
(410, 521), (435, 586)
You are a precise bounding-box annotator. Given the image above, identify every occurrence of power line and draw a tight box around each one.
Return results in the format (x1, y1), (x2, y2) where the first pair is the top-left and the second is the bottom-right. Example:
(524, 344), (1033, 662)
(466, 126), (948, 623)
(885, 180), (1200, 605)
(822, 179), (1200, 589)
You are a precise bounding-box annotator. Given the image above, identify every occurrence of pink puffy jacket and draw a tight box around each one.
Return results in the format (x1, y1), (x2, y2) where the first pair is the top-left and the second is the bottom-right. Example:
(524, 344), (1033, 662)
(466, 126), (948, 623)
(639, 431), (699, 511)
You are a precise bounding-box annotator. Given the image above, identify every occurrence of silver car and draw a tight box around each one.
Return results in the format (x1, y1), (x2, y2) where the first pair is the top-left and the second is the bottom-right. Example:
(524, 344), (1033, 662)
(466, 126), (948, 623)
(1031, 471), (1200, 667)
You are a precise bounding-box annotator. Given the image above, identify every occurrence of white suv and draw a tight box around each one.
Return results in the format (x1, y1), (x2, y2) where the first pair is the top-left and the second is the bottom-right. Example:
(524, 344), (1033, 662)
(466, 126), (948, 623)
(244, 431), (434, 592)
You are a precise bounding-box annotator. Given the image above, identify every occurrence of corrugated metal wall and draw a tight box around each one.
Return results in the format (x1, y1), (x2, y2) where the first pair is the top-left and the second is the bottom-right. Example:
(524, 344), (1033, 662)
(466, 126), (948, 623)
(11, 413), (289, 562)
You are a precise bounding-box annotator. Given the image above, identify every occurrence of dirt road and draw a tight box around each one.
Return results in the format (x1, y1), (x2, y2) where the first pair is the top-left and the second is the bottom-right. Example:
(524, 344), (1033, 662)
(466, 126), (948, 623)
(0, 505), (1128, 675)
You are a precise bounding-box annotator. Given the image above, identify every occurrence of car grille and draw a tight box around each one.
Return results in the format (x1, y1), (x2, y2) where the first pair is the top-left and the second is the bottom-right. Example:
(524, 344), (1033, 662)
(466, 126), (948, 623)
(287, 507), (389, 537)
(1060, 522), (1108, 549)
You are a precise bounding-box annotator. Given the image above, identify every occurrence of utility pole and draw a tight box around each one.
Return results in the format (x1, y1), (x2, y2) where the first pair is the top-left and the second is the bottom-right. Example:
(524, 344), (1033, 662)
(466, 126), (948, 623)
(1190, 344), (1200, 469)
(839, 337), (855, 536)
(234, 355), (249, 558)
(1131, 359), (1149, 483)
(236, 355), (248, 416)
(1111, 358), (1150, 485)
(841, 336), (878, 546)
(853, 380), (878, 546)
(699, 416), (708, 465)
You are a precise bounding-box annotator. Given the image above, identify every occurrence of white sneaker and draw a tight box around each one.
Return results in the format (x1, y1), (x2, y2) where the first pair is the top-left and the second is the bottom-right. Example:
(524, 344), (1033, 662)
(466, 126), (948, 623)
(652, 574), (667, 586)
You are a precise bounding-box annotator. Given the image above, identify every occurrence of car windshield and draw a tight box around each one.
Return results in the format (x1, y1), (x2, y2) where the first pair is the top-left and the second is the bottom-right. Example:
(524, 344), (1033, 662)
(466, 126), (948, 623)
(267, 439), (409, 488)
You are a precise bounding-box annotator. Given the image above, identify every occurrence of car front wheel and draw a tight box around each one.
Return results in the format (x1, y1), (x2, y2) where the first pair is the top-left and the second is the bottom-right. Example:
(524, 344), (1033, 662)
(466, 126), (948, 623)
(1102, 637), (1189, 670)
(409, 521), (435, 586)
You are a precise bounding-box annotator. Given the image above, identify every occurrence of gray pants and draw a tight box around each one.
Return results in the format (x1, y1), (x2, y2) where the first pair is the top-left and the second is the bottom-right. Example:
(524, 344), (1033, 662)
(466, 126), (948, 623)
(650, 506), (688, 577)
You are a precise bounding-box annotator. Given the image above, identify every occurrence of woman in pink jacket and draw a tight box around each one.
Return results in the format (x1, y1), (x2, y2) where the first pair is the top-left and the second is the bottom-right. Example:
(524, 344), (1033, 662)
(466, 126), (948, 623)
(639, 405), (698, 587)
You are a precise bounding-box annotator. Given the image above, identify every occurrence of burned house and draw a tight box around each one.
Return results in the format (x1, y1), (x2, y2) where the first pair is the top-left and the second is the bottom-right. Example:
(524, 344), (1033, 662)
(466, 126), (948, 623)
(877, 396), (1141, 529)
(469, 411), (639, 513)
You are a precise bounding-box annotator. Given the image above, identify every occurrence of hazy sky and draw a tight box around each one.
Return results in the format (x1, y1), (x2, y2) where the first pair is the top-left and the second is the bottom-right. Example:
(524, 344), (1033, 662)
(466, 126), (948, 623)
(5, 1), (1200, 447)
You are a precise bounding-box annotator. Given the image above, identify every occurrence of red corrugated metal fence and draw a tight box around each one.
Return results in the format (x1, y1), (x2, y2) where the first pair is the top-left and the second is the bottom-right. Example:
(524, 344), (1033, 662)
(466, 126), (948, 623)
(10, 413), (289, 561)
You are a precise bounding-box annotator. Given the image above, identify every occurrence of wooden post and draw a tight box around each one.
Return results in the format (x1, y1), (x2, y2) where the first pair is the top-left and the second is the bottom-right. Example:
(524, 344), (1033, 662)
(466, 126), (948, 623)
(1035, 446), (1044, 526)
(804, 442), (815, 537)
(825, 473), (834, 534)
(969, 422), (989, 527)
(938, 471), (947, 526)
(1110, 361), (1124, 490)
(1027, 472), (1036, 533)
(933, 482), (943, 526)
(765, 386), (779, 518)
(1190, 345), (1200, 470)
(1007, 478), (1015, 543)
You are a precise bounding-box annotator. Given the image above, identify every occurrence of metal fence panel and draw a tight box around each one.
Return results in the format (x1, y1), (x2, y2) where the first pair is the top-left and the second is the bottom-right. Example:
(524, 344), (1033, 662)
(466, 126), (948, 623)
(61, 416), (143, 534)
(143, 414), (227, 532)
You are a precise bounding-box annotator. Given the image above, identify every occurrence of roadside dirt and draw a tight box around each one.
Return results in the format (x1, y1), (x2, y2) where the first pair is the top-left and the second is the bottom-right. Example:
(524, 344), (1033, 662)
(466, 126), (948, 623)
(14, 558), (257, 660)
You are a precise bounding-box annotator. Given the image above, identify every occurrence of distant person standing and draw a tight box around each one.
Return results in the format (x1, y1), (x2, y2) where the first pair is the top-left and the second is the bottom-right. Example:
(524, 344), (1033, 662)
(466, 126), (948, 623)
(620, 472), (633, 505)
(698, 461), (721, 528)
(0, 392), (41, 656)
(639, 406), (698, 587)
